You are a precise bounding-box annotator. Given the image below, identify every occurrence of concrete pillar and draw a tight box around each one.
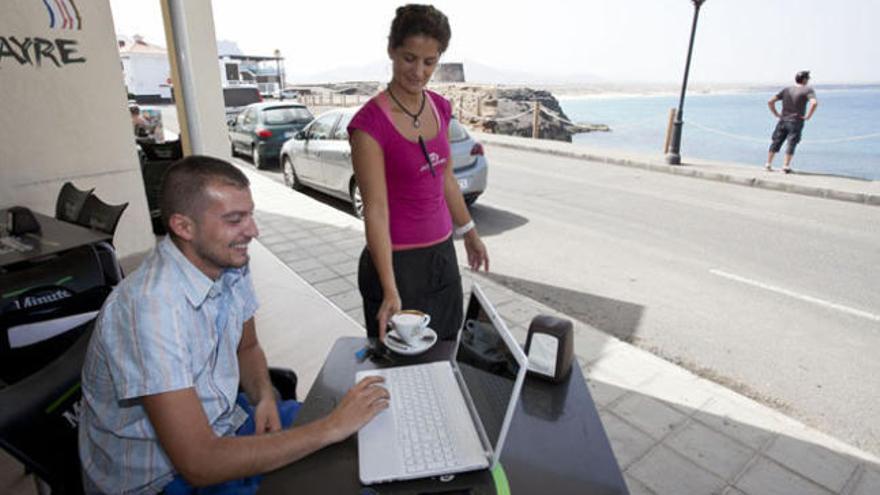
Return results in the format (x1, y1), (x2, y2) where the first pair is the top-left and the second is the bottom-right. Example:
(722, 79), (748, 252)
(161, 0), (228, 158)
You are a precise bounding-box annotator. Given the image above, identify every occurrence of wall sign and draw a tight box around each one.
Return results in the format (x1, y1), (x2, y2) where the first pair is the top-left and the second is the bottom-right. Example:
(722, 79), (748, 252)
(41, 0), (83, 31)
(0, 36), (85, 67)
(0, 0), (86, 69)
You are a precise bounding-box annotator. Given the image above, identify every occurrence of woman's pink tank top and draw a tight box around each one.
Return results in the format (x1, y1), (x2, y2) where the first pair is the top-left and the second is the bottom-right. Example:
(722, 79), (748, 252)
(347, 90), (454, 248)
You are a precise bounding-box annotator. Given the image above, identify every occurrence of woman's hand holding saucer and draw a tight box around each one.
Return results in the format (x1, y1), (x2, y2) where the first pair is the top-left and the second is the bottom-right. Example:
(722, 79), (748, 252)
(377, 290), (402, 342)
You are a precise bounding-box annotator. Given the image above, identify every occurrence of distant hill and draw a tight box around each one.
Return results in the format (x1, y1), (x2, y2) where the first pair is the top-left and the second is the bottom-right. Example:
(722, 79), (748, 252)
(295, 60), (390, 84)
(293, 59), (604, 86)
(459, 59), (605, 85)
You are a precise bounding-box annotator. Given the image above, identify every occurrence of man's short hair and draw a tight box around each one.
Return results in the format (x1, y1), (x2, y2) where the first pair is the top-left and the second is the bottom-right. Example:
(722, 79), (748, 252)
(159, 155), (250, 236)
(795, 70), (811, 84)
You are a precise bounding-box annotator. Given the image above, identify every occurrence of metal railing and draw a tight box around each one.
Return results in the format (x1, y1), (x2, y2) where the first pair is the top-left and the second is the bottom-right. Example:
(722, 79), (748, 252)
(298, 93), (370, 108)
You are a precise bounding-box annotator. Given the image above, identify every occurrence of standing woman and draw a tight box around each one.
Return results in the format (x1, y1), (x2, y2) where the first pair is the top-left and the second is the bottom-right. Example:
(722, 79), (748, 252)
(349, 4), (488, 342)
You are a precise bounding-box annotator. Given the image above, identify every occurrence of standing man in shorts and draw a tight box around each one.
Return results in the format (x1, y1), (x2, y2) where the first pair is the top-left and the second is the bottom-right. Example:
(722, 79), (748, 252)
(765, 70), (818, 173)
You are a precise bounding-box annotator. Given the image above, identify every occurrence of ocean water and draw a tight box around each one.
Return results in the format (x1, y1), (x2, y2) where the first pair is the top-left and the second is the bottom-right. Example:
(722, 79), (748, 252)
(559, 87), (880, 180)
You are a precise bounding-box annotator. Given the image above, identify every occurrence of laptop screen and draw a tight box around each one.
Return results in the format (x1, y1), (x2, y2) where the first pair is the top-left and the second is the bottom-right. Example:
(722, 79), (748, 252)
(455, 289), (521, 451)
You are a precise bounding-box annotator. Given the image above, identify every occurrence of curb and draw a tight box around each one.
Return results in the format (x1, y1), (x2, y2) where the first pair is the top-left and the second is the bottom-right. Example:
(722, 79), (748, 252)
(478, 136), (880, 207)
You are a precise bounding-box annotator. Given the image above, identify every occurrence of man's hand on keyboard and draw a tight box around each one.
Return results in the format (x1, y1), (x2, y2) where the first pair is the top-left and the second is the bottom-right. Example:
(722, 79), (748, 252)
(323, 376), (390, 443)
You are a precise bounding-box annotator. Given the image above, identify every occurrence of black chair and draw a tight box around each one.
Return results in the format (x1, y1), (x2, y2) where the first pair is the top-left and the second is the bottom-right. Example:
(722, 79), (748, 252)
(54, 182), (94, 224)
(0, 244), (107, 313)
(1, 245), (111, 384)
(139, 139), (182, 236)
(0, 319), (94, 495)
(268, 367), (298, 402)
(92, 241), (124, 286)
(0, 285), (110, 385)
(139, 139), (182, 163)
(75, 195), (129, 240)
(140, 159), (174, 236)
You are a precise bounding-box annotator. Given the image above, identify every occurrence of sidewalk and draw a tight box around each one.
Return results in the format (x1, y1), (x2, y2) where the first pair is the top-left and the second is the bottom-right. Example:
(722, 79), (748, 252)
(241, 163), (880, 495)
(473, 131), (880, 207)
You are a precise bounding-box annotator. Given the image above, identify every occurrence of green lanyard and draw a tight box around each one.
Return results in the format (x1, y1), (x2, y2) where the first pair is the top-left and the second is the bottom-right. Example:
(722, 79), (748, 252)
(491, 462), (511, 495)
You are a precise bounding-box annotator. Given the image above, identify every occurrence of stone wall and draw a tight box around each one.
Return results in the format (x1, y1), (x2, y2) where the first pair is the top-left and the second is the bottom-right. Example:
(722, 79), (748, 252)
(433, 63), (465, 83)
(298, 81), (609, 142)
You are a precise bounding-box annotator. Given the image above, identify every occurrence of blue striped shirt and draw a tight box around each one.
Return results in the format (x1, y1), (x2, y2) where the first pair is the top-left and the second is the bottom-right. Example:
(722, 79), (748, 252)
(79, 237), (258, 494)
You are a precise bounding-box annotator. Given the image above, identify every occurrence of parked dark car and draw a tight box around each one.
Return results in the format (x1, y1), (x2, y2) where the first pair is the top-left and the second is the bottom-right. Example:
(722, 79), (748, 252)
(223, 86), (262, 124)
(229, 102), (313, 169)
(279, 108), (488, 218)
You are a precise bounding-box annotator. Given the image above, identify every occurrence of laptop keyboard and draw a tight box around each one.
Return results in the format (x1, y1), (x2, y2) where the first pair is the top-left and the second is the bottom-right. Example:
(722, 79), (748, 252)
(386, 366), (461, 473)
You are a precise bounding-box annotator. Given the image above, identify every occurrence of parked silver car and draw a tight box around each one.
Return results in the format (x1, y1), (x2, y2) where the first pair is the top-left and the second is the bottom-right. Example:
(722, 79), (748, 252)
(279, 107), (488, 218)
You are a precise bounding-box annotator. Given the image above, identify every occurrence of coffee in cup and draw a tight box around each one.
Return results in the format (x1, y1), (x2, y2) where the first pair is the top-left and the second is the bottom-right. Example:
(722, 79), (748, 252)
(390, 310), (431, 346)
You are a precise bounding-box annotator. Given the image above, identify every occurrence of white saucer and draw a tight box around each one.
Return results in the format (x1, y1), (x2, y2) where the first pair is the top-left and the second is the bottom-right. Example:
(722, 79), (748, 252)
(384, 327), (438, 355)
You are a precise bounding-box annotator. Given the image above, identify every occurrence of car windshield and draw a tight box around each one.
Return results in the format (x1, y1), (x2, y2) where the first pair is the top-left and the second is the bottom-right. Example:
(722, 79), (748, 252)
(223, 87), (261, 108)
(331, 113), (355, 140)
(448, 118), (469, 142)
(263, 107), (313, 125)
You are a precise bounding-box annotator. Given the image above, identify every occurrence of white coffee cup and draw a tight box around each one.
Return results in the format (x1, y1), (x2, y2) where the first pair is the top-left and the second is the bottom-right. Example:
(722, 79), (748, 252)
(390, 310), (431, 346)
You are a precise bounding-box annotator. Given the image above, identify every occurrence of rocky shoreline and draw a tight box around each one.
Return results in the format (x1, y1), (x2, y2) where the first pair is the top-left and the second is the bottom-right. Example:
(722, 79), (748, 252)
(433, 84), (608, 142)
(293, 82), (608, 142)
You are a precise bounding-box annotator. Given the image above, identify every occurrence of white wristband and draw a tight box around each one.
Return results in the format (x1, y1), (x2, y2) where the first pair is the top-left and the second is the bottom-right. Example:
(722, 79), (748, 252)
(455, 220), (475, 236)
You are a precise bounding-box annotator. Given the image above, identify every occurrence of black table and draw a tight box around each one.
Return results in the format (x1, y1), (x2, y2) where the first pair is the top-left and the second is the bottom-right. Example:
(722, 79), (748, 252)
(259, 337), (628, 495)
(0, 209), (112, 270)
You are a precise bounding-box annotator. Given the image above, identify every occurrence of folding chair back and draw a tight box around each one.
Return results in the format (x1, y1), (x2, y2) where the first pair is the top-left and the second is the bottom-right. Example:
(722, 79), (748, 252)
(55, 182), (94, 224)
(75, 195), (129, 239)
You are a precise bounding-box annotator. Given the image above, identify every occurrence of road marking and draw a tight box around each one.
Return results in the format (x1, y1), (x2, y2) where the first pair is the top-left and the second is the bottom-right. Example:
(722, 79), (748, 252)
(710, 269), (880, 323)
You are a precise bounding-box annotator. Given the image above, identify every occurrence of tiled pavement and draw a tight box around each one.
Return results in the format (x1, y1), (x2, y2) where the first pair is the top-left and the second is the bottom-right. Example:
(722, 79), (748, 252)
(245, 165), (880, 494)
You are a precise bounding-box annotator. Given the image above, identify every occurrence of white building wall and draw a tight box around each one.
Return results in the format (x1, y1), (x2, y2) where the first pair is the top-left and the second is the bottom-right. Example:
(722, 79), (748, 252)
(128, 53), (171, 98)
(121, 56), (132, 94)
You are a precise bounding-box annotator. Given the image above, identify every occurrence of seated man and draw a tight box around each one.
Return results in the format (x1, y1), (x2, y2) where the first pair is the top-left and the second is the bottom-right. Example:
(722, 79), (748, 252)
(130, 104), (150, 138)
(78, 155), (388, 494)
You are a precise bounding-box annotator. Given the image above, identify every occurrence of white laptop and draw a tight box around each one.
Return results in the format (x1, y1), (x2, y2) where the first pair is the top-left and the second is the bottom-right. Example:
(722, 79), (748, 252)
(356, 283), (527, 485)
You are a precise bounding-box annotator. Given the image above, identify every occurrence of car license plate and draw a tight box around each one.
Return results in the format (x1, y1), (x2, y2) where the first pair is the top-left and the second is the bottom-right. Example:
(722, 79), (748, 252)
(284, 131), (297, 138)
(457, 178), (469, 190)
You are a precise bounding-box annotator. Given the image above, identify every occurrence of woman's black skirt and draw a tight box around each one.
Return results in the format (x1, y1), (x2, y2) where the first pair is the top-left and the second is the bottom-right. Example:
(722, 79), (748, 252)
(358, 235), (463, 340)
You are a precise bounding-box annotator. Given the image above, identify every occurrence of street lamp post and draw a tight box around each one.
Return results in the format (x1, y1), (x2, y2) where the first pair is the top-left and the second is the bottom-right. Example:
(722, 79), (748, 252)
(273, 49), (283, 99)
(666, 0), (706, 165)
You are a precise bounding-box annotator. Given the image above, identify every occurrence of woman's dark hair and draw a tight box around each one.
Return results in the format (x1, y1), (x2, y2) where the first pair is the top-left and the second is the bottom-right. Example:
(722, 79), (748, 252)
(388, 4), (451, 54)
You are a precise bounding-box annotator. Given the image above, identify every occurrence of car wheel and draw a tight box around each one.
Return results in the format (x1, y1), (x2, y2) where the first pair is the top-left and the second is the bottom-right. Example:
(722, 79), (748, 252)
(464, 193), (479, 206)
(350, 180), (364, 219)
(282, 156), (304, 191)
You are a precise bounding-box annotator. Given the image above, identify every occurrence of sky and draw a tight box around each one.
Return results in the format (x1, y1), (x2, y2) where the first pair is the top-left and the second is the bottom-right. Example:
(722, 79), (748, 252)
(108, 0), (880, 85)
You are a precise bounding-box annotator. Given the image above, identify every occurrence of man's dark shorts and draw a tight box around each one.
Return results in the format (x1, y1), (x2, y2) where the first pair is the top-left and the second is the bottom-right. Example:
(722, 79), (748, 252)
(769, 119), (805, 155)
